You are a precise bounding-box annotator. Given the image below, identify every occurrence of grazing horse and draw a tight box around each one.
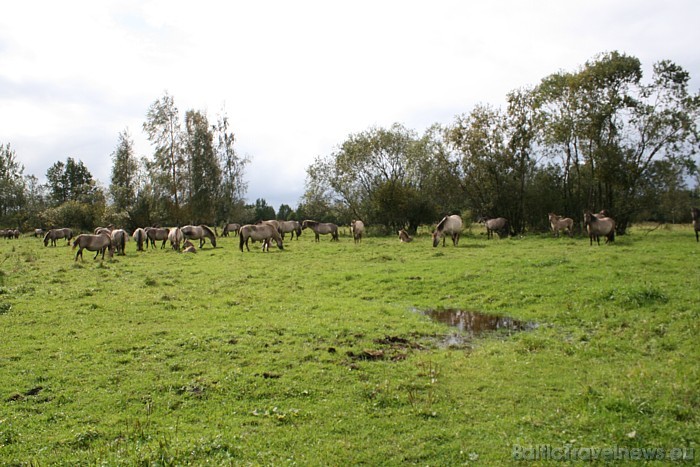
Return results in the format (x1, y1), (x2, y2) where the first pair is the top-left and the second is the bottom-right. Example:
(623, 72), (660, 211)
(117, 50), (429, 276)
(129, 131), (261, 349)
(278, 220), (302, 240)
(398, 229), (413, 243)
(132, 228), (147, 251)
(145, 227), (170, 249)
(110, 229), (129, 255)
(239, 224), (284, 252)
(34, 228), (44, 238)
(43, 228), (74, 247)
(181, 224), (217, 248)
(583, 211), (615, 245)
(168, 227), (184, 251)
(301, 220), (339, 242)
(548, 213), (574, 238)
(221, 222), (241, 237)
(432, 214), (462, 247)
(72, 233), (114, 261)
(691, 207), (699, 242)
(481, 217), (509, 239)
(351, 220), (365, 244)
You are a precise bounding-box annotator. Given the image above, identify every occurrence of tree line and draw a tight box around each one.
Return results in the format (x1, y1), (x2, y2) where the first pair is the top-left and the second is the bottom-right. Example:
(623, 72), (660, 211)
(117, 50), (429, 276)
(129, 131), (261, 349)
(1, 52), (699, 234)
(301, 52), (700, 234)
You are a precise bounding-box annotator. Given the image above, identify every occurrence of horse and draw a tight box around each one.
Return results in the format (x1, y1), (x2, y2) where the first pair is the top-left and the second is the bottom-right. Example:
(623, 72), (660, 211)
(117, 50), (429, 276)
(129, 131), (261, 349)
(432, 214), (462, 247)
(548, 213), (574, 238)
(239, 223), (284, 252)
(168, 227), (184, 251)
(145, 227), (170, 249)
(351, 220), (365, 244)
(481, 217), (509, 239)
(72, 233), (114, 261)
(221, 222), (241, 237)
(181, 224), (217, 248)
(691, 207), (699, 242)
(583, 210), (615, 245)
(94, 226), (112, 235)
(43, 228), (74, 247)
(301, 220), (339, 242)
(110, 229), (129, 255)
(34, 228), (44, 238)
(398, 229), (413, 243)
(132, 228), (147, 251)
(182, 240), (197, 253)
(278, 220), (302, 240)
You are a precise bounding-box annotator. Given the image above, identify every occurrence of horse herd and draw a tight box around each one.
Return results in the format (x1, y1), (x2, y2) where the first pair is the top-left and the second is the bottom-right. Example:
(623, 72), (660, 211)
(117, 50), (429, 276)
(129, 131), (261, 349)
(12, 208), (700, 261)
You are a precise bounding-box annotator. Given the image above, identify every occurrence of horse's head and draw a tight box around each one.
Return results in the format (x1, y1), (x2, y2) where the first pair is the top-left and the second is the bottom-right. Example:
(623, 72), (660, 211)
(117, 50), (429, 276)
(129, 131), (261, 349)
(431, 230), (441, 247)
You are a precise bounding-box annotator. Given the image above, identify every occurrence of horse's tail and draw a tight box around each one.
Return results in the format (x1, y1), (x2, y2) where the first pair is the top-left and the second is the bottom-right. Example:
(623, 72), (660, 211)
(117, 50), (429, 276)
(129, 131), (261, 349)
(239, 230), (245, 251)
(71, 236), (79, 250)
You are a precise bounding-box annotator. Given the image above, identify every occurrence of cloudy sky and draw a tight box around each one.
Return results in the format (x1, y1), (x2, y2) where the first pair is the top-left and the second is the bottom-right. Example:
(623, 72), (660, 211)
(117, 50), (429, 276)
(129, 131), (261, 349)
(1, 1), (699, 209)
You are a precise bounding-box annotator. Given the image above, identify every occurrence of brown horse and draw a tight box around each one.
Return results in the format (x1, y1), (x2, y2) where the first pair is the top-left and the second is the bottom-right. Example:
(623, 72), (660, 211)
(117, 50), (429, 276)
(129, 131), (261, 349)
(145, 227), (170, 249)
(182, 224), (217, 248)
(548, 213), (574, 238)
(221, 222), (241, 237)
(278, 220), (302, 240)
(111, 229), (129, 255)
(302, 220), (339, 242)
(239, 224), (284, 252)
(692, 207), (699, 242)
(43, 228), (74, 246)
(351, 220), (365, 244)
(182, 240), (197, 253)
(432, 215), (462, 247)
(398, 229), (413, 243)
(132, 228), (147, 251)
(479, 217), (509, 239)
(583, 211), (615, 245)
(72, 233), (114, 261)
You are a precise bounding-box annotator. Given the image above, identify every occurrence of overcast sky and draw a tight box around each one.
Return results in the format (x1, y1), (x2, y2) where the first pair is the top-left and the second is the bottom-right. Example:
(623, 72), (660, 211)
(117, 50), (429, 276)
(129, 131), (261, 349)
(2, 1), (699, 209)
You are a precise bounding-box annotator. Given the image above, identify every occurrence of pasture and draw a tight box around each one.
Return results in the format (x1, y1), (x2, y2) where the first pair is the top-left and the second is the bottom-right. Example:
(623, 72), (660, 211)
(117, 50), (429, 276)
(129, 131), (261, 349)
(0, 225), (698, 464)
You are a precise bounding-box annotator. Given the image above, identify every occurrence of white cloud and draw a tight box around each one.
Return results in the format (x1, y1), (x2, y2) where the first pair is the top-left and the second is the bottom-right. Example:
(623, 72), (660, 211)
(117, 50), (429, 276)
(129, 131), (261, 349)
(1, 0), (699, 210)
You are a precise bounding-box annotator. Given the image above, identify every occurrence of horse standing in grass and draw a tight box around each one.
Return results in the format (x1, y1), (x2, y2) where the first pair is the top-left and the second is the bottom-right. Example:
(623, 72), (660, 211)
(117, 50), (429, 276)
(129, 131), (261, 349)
(301, 220), (339, 242)
(691, 207), (699, 242)
(72, 233), (114, 261)
(548, 213), (574, 238)
(583, 211), (615, 246)
(481, 217), (509, 239)
(278, 220), (302, 240)
(239, 224), (284, 252)
(221, 223), (241, 237)
(432, 215), (462, 247)
(168, 227), (184, 251)
(145, 227), (170, 249)
(132, 228), (147, 251)
(182, 224), (217, 248)
(351, 220), (365, 244)
(111, 229), (128, 255)
(43, 228), (73, 247)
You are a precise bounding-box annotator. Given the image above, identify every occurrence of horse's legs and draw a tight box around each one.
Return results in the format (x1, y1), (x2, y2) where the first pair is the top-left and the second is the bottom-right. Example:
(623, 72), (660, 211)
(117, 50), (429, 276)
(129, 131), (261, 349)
(199, 238), (205, 248)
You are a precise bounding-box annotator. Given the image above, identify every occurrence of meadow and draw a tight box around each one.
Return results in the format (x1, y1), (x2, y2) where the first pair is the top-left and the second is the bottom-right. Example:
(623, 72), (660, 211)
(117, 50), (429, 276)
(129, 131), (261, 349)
(0, 225), (698, 465)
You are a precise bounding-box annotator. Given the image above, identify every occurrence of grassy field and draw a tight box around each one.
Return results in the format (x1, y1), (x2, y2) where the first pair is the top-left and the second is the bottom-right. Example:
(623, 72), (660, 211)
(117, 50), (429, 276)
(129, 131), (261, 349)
(0, 225), (698, 465)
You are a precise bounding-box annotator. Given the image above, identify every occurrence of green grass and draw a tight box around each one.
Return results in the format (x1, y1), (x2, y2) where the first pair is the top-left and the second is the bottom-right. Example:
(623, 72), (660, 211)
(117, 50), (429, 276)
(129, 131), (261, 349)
(0, 226), (698, 465)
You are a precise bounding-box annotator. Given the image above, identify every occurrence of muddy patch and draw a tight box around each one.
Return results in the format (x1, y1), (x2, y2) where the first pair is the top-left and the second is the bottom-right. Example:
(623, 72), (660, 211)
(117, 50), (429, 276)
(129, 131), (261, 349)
(419, 308), (537, 348)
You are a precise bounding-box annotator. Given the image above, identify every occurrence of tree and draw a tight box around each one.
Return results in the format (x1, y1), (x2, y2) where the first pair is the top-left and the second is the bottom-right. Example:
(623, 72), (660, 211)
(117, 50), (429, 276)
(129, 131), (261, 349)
(0, 143), (26, 222)
(109, 129), (140, 215)
(214, 111), (249, 223)
(534, 52), (700, 232)
(252, 198), (276, 221)
(143, 92), (185, 224)
(45, 157), (97, 205)
(277, 204), (293, 220)
(184, 110), (221, 223)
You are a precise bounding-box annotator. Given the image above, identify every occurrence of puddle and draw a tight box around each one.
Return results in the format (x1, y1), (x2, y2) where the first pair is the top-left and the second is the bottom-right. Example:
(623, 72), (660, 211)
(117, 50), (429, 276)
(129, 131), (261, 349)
(418, 309), (537, 347)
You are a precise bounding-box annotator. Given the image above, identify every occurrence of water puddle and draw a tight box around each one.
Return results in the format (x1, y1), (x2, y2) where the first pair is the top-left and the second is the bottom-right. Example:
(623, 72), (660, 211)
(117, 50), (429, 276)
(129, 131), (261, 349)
(418, 309), (537, 348)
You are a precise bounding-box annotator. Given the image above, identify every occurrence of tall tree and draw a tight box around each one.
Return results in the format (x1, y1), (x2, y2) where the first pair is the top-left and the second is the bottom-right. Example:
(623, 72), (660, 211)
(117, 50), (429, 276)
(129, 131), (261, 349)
(0, 143), (26, 221)
(143, 92), (185, 223)
(184, 110), (221, 223)
(45, 157), (96, 205)
(214, 112), (249, 223)
(109, 129), (140, 213)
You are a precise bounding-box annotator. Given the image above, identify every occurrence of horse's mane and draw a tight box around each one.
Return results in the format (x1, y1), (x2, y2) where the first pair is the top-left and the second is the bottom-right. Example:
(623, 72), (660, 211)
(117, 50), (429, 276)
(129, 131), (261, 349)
(200, 224), (215, 237)
(43, 230), (51, 242)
